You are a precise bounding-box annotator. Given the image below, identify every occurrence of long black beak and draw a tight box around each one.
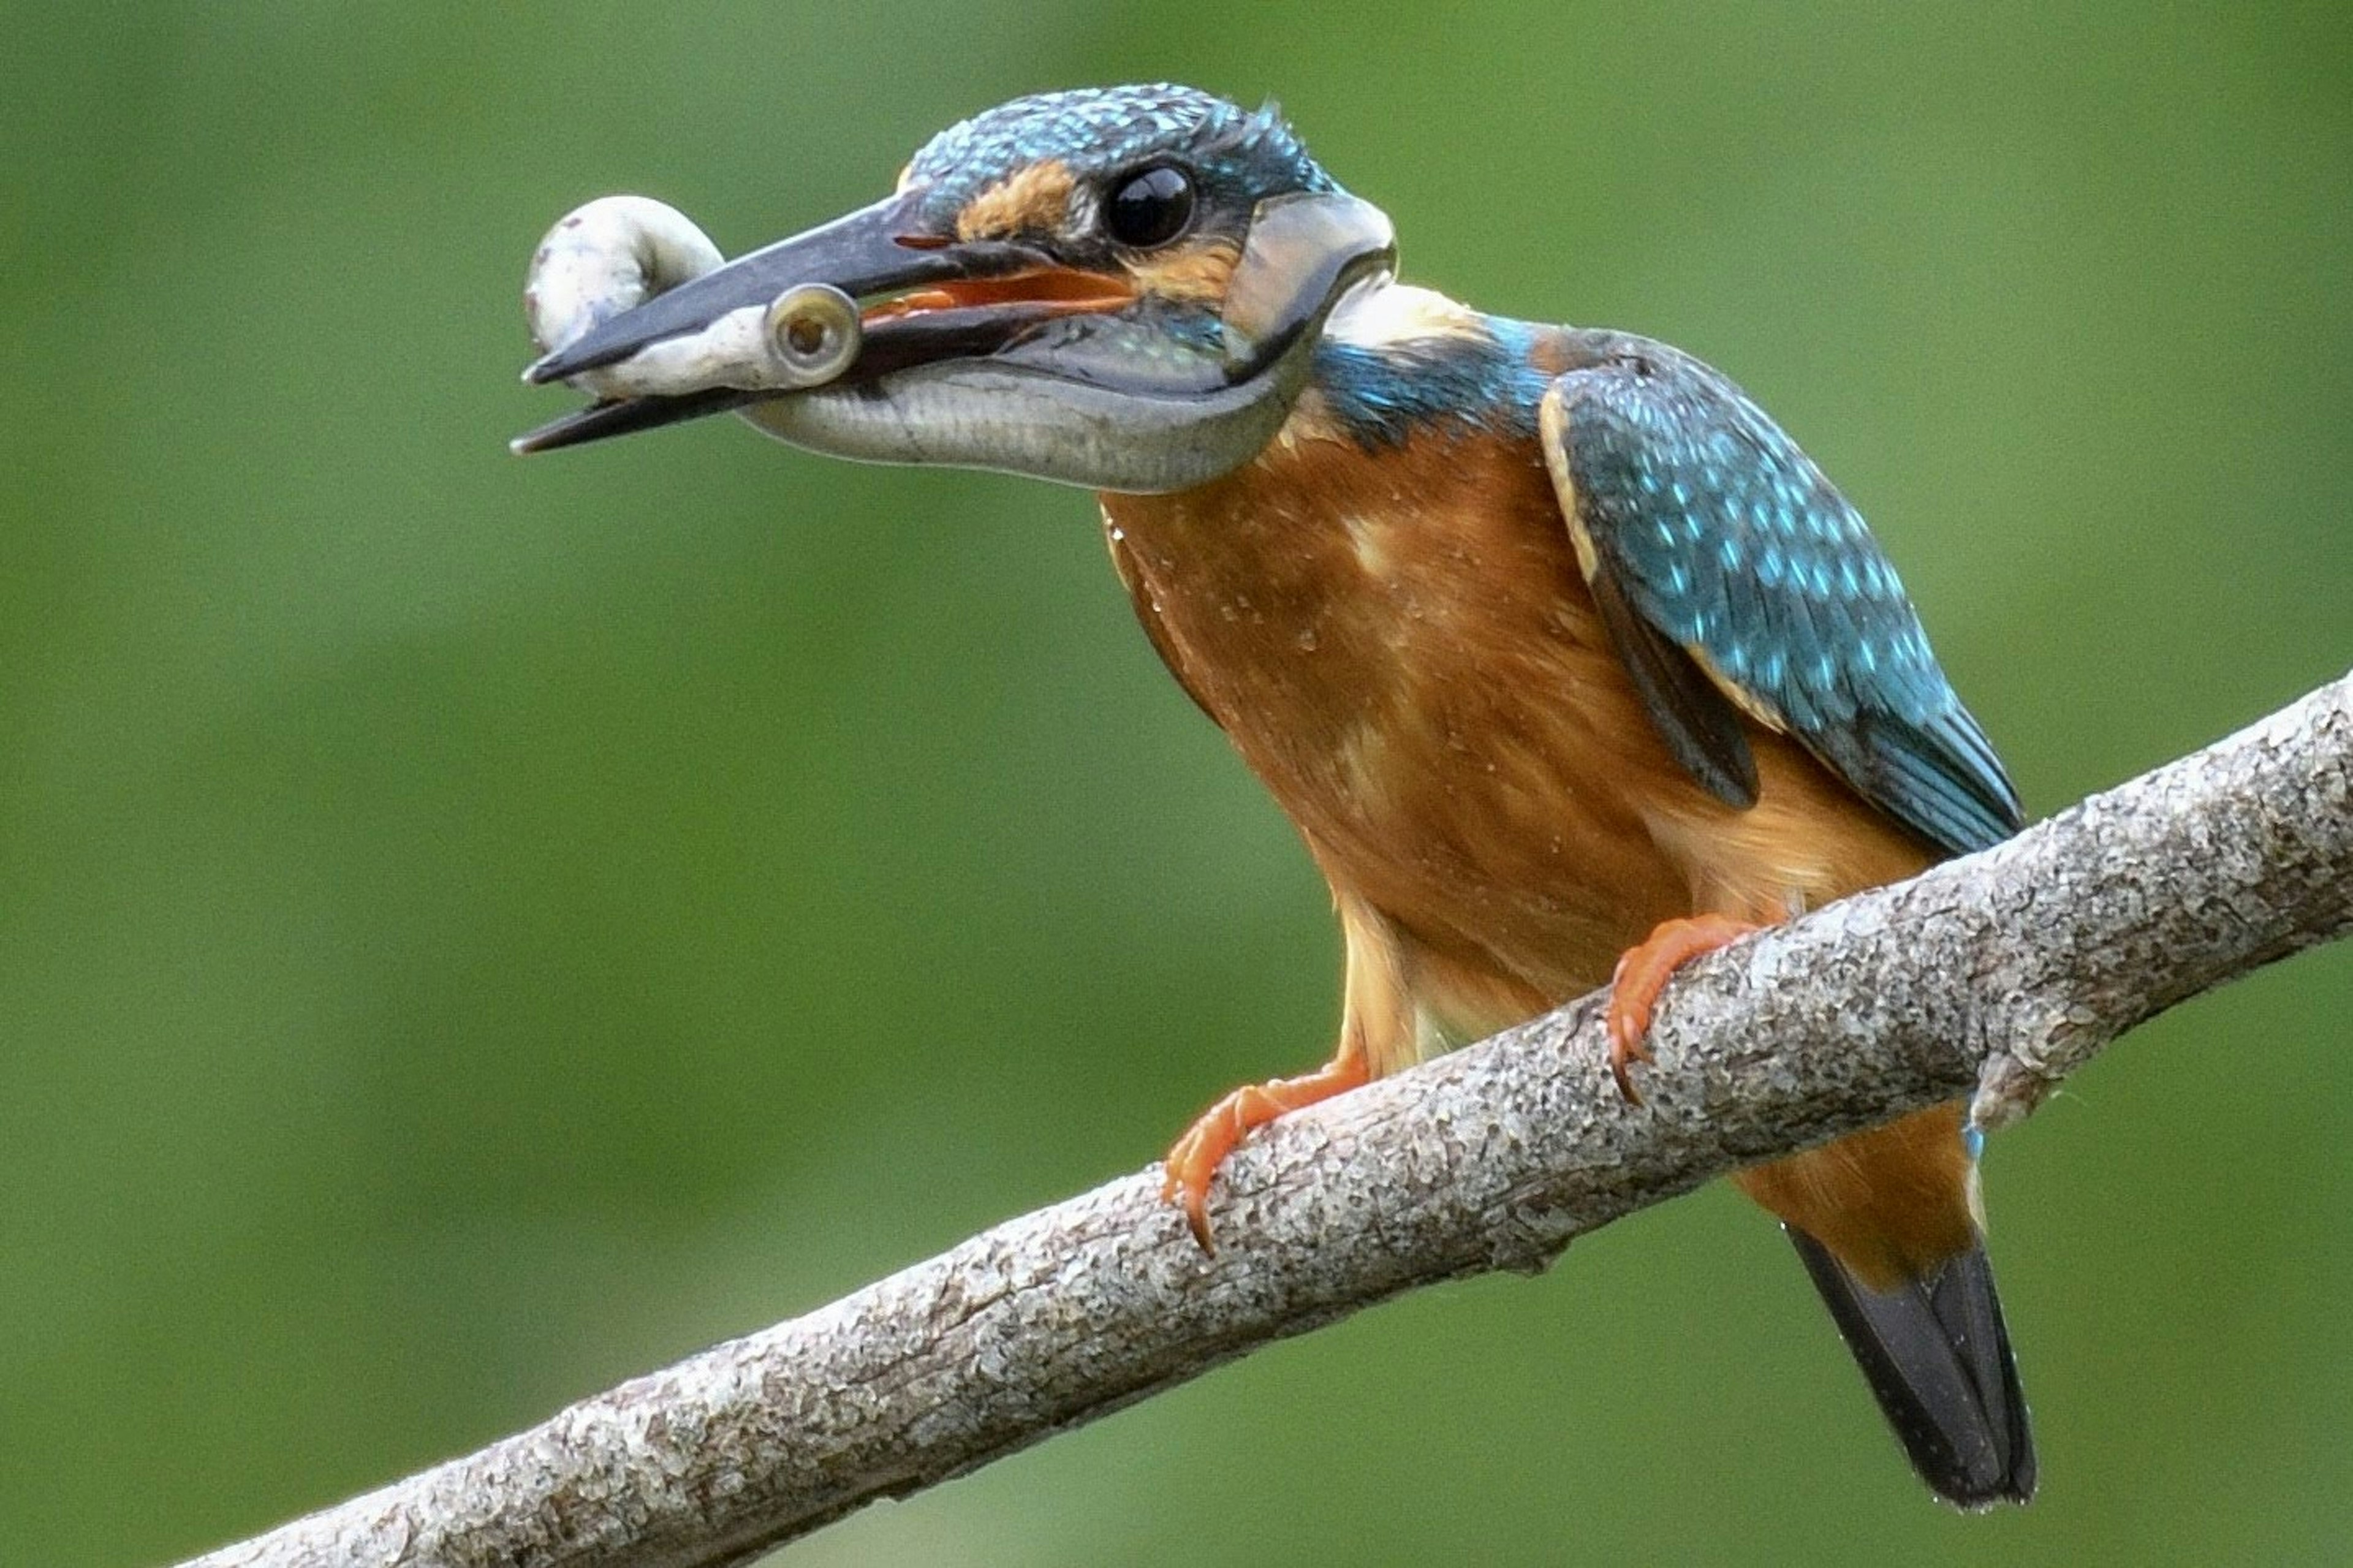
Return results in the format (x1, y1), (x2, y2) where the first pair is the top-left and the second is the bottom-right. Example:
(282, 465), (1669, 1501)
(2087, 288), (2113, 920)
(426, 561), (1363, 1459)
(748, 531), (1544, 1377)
(526, 191), (1044, 386)
(516, 186), (1396, 484)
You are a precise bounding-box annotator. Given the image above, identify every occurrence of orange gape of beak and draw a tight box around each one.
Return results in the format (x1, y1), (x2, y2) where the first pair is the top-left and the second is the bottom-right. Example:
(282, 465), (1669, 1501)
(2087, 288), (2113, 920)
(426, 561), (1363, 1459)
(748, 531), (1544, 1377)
(863, 268), (1137, 326)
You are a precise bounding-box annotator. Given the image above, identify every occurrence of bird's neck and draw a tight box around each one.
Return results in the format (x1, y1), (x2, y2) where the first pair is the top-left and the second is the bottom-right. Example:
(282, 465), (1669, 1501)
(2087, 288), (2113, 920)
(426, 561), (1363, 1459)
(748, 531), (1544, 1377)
(1300, 281), (1552, 451)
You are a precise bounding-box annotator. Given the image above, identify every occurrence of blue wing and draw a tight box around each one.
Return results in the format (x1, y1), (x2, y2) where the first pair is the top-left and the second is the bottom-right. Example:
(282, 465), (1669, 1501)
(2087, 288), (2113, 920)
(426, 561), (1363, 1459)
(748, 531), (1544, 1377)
(1537, 335), (2021, 856)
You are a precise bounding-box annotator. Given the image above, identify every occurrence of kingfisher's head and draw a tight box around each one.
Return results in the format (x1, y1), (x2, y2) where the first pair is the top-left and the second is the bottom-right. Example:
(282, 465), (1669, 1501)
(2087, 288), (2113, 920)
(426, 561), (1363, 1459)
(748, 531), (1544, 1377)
(897, 83), (1336, 260)
(518, 85), (1397, 491)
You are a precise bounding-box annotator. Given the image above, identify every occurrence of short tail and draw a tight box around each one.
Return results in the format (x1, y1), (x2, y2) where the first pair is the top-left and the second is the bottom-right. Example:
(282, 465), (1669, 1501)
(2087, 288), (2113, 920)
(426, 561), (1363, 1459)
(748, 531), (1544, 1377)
(1786, 1225), (2036, 1508)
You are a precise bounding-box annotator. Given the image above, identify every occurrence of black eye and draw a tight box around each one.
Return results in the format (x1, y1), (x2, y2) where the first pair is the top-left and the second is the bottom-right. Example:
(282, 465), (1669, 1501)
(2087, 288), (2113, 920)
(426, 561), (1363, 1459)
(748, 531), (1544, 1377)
(1105, 165), (1195, 249)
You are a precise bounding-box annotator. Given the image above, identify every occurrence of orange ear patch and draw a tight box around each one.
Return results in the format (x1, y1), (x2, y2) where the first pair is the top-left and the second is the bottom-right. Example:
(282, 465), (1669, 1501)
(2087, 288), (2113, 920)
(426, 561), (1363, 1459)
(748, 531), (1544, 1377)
(956, 160), (1078, 240)
(1127, 238), (1241, 304)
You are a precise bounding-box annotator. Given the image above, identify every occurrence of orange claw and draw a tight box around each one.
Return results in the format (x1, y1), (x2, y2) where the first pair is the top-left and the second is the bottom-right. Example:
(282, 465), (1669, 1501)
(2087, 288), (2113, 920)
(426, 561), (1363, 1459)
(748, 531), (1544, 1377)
(1162, 1050), (1370, 1251)
(1605, 914), (1765, 1104)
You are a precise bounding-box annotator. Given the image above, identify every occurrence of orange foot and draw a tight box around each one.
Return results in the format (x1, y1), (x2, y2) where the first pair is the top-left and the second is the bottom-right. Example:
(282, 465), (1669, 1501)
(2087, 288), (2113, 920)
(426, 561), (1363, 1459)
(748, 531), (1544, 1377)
(1605, 914), (1766, 1105)
(1162, 1050), (1369, 1252)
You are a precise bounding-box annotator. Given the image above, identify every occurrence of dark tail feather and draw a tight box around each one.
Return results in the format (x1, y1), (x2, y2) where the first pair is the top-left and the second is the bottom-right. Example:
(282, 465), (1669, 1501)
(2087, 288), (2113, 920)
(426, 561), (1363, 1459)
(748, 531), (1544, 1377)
(1786, 1225), (2036, 1508)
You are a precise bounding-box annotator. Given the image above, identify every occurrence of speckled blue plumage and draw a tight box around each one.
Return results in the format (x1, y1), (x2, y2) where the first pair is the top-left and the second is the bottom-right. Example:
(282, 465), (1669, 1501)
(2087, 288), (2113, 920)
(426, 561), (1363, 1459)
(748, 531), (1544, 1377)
(906, 85), (1336, 225)
(1547, 336), (2021, 854)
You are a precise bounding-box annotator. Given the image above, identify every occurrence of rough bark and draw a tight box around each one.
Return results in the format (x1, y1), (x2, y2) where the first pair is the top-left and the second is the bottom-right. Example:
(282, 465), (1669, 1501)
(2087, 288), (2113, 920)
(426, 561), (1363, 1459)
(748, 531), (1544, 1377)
(177, 673), (2352, 1568)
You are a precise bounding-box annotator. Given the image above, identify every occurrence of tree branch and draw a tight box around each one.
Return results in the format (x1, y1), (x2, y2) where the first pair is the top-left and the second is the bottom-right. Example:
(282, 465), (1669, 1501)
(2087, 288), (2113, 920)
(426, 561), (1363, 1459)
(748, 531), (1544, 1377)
(178, 674), (2353, 1568)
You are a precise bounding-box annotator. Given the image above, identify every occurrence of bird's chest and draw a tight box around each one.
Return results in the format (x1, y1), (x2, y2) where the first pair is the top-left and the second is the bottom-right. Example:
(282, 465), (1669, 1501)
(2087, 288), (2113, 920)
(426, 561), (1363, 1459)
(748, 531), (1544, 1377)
(1100, 430), (1696, 979)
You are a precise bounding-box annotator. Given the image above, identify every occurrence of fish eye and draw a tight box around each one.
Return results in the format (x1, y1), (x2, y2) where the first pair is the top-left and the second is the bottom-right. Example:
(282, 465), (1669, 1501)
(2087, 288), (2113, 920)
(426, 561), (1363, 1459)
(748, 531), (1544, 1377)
(1104, 164), (1195, 249)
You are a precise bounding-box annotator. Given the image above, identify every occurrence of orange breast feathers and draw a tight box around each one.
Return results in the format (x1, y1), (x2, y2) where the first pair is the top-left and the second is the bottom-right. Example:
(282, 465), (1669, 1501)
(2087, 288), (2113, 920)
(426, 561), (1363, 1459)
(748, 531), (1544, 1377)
(1100, 411), (1965, 1270)
(1101, 417), (1931, 1027)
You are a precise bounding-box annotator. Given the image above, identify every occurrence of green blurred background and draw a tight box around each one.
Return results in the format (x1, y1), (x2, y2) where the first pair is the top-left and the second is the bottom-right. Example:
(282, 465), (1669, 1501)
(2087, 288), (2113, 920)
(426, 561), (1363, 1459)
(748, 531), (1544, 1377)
(6, 4), (2348, 1564)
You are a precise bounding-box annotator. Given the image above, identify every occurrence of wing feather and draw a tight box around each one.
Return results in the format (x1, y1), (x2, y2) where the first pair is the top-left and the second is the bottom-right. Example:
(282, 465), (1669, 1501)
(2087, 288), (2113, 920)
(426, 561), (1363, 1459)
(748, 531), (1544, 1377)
(1539, 337), (2022, 855)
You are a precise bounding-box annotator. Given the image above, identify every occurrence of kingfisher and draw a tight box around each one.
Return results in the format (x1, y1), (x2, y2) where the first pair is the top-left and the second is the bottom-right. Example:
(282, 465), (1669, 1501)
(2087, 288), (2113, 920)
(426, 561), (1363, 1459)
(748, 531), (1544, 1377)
(517, 84), (2034, 1507)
